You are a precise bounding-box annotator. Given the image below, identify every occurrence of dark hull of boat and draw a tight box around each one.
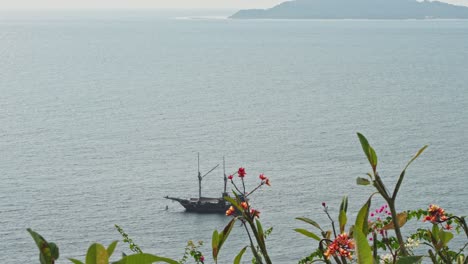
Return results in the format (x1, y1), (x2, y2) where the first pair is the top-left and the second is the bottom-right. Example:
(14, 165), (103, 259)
(165, 196), (230, 214)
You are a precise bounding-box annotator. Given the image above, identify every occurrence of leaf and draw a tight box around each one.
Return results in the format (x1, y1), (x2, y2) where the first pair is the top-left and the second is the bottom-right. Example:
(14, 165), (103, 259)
(382, 212), (408, 230)
(49, 242), (59, 260)
(355, 197), (372, 236)
(403, 145), (428, 172)
(438, 230), (454, 246)
(113, 253), (179, 264)
(354, 228), (373, 264)
(357, 177), (371, 186)
(27, 228), (57, 264)
(256, 219), (265, 244)
(106, 241), (118, 258)
(85, 243), (109, 264)
(219, 217), (236, 250)
(233, 246), (247, 264)
(340, 196), (348, 213)
(354, 197), (373, 263)
(357, 133), (378, 172)
(224, 196), (243, 212)
(294, 228), (321, 241)
(69, 259), (84, 264)
(339, 210), (347, 234)
(396, 256), (423, 264)
(212, 230), (219, 261)
(295, 217), (323, 231)
(213, 217), (237, 262)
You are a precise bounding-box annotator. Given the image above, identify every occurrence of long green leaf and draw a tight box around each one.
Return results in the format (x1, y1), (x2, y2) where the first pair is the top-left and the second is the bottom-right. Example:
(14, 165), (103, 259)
(294, 228), (321, 241)
(68, 259), (84, 264)
(233, 247), (248, 264)
(396, 256), (423, 264)
(354, 197), (374, 263)
(256, 219), (265, 244)
(219, 217), (237, 251)
(85, 243), (109, 264)
(212, 230), (219, 262)
(295, 217), (323, 231)
(339, 210), (347, 234)
(403, 145), (428, 172)
(357, 133), (378, 172)
(106, 241), (118, 258)
(355, 197), (372, 236)
(340, 196), (348, 213)
(354, 229), (373, 264)
(113, 253), (179, 264)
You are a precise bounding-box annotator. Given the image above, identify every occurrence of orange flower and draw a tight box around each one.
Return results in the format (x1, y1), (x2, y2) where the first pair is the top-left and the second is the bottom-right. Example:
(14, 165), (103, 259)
(324, 233), (354, 260)
(241, 202), (249, 210)
(226, 206), (235, 216)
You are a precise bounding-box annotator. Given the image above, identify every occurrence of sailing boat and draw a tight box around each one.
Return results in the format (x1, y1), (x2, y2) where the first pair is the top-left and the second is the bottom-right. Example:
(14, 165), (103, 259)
(164, 154), (231, 213)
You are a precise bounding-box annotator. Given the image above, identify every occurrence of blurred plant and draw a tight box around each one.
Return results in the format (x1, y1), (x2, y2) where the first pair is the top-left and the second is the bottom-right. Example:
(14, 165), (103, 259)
(27, 228), (59, 264)
(115, 224), (143, 254)
(179, 240), (205, 264)
(295, 197), (356, 264)
(212, 167), (272, 264)
(28, 228), (179, 264)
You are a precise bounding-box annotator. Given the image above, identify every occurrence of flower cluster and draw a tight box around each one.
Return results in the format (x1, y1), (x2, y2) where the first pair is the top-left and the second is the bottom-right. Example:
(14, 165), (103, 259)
(404, 237), (420, 249)
(380, 253), (394, 264)
(368, 204), (392, 239)
(324, 233), (355, 260)
(225, 203), (261, 219)
(424, 204), (448, 223)
(424, 204), (452, 230)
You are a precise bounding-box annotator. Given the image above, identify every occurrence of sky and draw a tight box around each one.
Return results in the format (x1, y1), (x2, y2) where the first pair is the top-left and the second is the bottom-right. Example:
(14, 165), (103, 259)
(0, 0), (467, 9)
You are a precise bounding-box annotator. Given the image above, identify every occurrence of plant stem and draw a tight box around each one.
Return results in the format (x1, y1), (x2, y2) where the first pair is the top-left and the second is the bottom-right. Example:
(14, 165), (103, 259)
(248, 219), (272, 264)
(243, 222), (263, 264)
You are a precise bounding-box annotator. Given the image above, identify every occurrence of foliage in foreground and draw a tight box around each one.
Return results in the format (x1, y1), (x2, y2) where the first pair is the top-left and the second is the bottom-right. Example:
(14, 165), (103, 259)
(28, 133), (467, 263)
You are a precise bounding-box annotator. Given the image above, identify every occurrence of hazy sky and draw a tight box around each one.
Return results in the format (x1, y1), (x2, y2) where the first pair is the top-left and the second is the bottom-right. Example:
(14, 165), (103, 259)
(0, 0), (467, 9)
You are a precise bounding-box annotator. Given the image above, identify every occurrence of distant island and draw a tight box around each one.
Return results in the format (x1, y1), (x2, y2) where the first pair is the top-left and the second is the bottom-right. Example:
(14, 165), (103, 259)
(230, 0), (468, 19)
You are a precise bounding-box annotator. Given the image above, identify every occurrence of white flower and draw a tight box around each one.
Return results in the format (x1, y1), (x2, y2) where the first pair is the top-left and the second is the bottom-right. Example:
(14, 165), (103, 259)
(405, 237), (420, 249)
(380, 253), (393, 264)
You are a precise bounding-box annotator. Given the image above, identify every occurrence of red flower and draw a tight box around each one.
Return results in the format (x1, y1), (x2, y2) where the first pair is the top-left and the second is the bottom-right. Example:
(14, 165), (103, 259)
(259, 173), (267, 180)
(228, 175), (233, 180)
(250, 209), (260, 218)
(238, 167), (246, 178)
(226, 206), (235, 216)
(199, 255), (205, 262)
(265, 178), (271, 186)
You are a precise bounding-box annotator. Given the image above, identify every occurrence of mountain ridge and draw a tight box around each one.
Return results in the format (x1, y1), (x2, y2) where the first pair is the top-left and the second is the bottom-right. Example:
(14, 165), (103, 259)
(230, 0), (468, 19)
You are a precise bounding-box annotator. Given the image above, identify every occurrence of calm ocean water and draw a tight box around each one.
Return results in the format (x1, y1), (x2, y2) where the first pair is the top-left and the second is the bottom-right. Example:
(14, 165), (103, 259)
(0, 9), (467, 263)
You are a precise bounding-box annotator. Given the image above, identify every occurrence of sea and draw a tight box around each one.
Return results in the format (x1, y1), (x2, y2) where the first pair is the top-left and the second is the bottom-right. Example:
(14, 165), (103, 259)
(0, 9), (467, 263)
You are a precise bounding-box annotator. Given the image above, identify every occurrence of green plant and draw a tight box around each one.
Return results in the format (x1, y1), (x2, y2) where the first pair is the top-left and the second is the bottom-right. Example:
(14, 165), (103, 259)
(212, 168), (272, 264)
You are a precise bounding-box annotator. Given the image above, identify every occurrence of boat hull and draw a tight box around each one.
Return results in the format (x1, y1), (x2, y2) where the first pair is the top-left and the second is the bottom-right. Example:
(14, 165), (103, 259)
(165, 196), (230, 214)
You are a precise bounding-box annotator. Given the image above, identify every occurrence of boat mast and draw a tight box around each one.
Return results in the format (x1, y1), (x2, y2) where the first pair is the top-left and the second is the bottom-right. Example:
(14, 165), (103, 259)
(198, 153), (202, 199)
(223, 157), (227, 196)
